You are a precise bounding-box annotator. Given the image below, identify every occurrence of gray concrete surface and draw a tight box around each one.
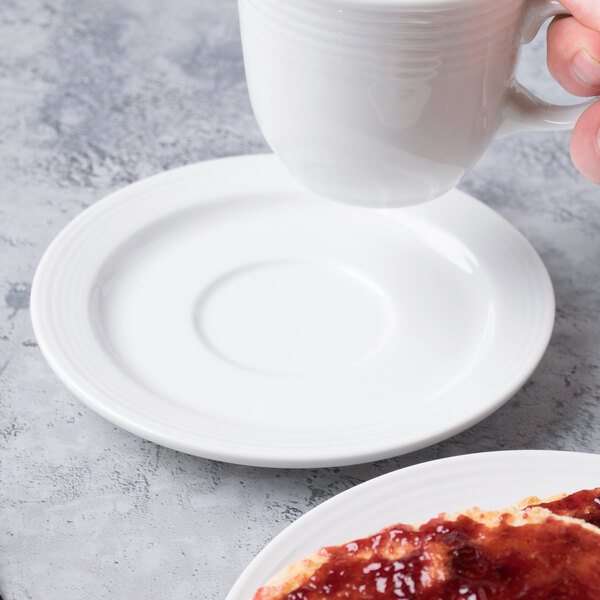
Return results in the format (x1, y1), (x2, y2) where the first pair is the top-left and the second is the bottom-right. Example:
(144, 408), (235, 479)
(1, 1), (600, 599)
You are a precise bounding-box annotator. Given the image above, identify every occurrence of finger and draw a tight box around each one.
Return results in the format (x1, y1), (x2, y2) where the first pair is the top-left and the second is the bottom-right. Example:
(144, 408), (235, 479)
(570, 101), (600, 184)
(555, 0), (600, 32)
(548, 16), (600, 97)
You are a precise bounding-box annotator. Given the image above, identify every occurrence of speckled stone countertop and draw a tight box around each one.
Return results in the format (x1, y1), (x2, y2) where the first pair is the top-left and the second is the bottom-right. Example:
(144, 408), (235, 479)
(1, 1), (600, 599)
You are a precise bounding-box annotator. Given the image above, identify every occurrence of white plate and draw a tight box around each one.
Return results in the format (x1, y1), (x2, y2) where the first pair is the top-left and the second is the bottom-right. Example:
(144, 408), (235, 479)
(226, 450), (600, 600)
(31, 154), (554, 467)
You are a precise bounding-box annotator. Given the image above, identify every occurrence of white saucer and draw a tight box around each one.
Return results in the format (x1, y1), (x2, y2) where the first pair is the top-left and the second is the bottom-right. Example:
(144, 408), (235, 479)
(226, 450), (600, 600)
(31, 154), (554, 467)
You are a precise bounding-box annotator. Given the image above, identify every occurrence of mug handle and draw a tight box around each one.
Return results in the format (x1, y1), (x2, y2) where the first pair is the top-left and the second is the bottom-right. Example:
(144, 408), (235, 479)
(496, 0), (598, 138)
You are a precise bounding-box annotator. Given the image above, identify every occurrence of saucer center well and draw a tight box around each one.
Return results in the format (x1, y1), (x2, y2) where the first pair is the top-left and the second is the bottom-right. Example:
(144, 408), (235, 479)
(194, 260), (394, 376)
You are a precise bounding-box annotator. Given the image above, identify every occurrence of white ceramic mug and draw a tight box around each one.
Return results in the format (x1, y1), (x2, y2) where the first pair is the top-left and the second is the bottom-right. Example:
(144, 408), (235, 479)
(239, 0), (592, 207)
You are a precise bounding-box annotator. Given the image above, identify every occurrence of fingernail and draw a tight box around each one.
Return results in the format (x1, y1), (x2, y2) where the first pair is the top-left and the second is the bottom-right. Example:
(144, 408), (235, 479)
(571, 50), (600, 87)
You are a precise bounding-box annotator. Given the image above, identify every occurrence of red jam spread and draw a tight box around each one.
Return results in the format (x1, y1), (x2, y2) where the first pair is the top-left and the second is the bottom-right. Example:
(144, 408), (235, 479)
(282, 513), (600, 600)
(529, 487), (600, 528)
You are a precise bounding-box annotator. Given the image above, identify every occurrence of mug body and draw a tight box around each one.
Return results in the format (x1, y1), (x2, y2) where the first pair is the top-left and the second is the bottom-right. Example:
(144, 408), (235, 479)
(239, 0), (527, 207)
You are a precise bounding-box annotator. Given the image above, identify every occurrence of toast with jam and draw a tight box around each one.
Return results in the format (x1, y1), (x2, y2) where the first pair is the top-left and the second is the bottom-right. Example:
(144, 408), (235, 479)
(252, 487), (600, 600)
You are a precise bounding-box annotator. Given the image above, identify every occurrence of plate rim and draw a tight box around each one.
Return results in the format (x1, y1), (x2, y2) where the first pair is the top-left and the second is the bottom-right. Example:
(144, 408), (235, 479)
(225, 449), (600, 600)
(31, 153), (556, 467)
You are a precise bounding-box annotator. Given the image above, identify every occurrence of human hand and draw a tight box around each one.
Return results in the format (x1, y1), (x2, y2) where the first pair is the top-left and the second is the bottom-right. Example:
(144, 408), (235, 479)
(547, 0), (600, 183)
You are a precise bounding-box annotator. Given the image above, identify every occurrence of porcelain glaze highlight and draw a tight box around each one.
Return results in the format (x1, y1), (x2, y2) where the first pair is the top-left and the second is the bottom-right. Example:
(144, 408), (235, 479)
(239, 0), (590, 206)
